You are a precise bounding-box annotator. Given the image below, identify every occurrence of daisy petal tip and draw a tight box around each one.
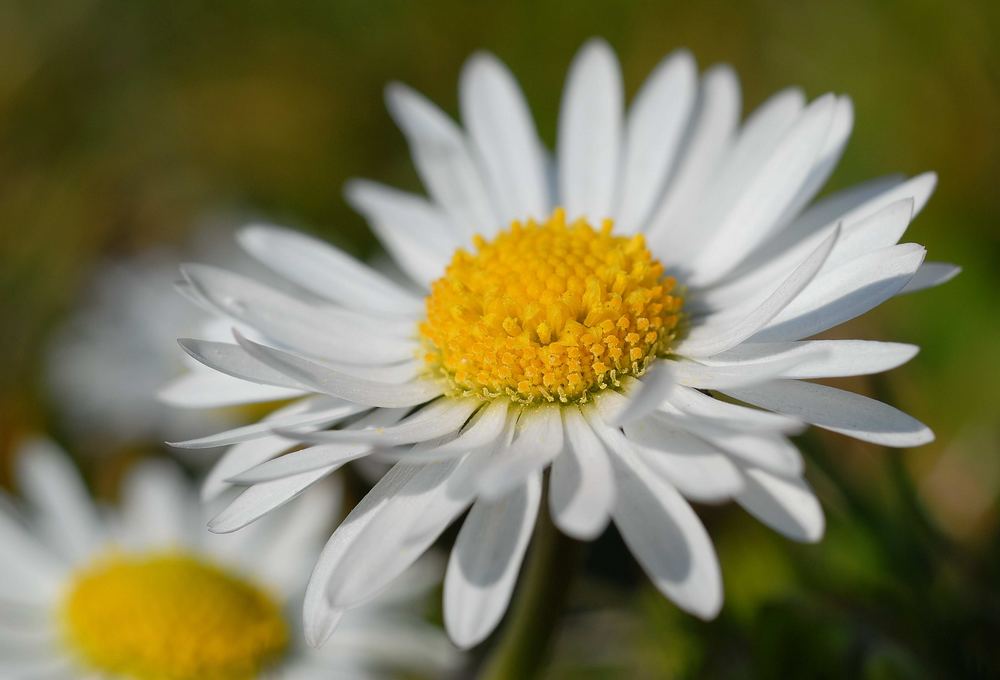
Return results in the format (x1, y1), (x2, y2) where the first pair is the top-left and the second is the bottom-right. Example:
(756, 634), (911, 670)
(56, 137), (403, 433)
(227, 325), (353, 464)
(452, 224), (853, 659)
(206, 509), (245, 535)
(910, 426), (935, 447)
(802, 518), (826, 544)
(917, 170), (939, 192)
(235, 222), (274, 253)
(444, 621), (486, 651)
(304, 610), (342, 649)
(342, 177), (373, 206)
(383, 79), (410, 106)
(556, 516), (610, 542)
(685, 584), (724, 621)
(579, 36), (615, 58)
(672, 46), (696, 67)
(463, 49), (502, 78)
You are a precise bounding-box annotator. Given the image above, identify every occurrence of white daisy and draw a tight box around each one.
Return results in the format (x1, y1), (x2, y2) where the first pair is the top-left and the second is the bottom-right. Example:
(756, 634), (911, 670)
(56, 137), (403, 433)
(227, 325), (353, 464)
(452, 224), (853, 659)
(166, 39), (959, 648)
(0, 438), (455, 679)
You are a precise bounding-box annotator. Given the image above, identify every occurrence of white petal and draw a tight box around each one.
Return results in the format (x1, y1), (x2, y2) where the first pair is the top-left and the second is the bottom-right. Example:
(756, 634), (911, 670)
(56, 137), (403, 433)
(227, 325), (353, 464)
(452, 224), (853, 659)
(445, 474), (541, 648)
(477, 406), (564, 500)
(687, 94), (837, 286)
(208, 465), (337, 533)
(770, 96), (854, 233)
(676, 226), (839, 357)
(615, 49), (697, 231)
(550, 408), (614, 540)
(284, 398), (479, 447)
(437, 416), (516, 508)
(707, 173), (936, 312)
(673, 86), (803, 263)
(234, 331), (442, 407)
(750, 172), (936, 275)
(0, 653), (76, 677)
(181, 264), (418, 365)
(325, 461), (469, 608)
(725, 379), (934, 447)
(202, 434), (298, 501)
(168, 398), (364, 449)
(303, 463), (436, 647)
(668, 347), (827, 389)
(392, 400), (510, 464)
(752, 243), (925, 342)
(385, 81), (499, 238)
(700, 340), (919, 378)
(16, 439), (102, 563)
(238, 224), (423, 316)
(0, 501), (66, 602)
(178, 338), (312, 390)
(159, 370), (303, 408)
(590, 414), (722, 619)
(121, 460), (196, 550)
(663, 385), (804, 433)
(736, 468), (824, 542)
(614, 364), (674, 425)
(660, 412), (803, 476)
(622, 416), (743, 502)
(631, 396), (802, 475)
(245, 477), (344, 597)
(345, 180), (455, 287)
(900, 261), (961, 294)
(819, 198), (914, 271)
(558, 38), (623, 222)
(646, 65), (740, 252)
(228, 442), (373, 484)
(703, 197), (915, 317)
(460, 52), (549, 222)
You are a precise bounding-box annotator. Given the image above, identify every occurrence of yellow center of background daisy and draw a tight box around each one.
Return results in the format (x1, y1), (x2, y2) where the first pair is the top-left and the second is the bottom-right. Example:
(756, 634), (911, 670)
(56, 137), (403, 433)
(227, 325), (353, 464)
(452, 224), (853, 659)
(420, 208), (683, 403)
(62, 553), (289, 680)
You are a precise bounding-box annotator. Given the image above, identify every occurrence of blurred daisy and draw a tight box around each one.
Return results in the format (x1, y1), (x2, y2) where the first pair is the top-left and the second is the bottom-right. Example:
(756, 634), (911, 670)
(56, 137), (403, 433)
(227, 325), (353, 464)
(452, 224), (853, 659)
(167, 40), (959, 647)
(0, 439), (455, 679)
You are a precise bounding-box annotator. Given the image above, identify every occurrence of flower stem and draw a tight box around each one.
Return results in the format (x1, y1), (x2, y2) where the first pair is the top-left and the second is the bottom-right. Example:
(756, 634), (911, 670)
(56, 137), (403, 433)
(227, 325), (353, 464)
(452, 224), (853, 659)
(478, 501), (581, 680)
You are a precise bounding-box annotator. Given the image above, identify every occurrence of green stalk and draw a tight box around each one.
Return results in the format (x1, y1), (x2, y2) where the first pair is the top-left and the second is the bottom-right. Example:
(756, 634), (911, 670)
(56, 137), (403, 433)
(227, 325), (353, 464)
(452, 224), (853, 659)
(478, 502), (582, 680)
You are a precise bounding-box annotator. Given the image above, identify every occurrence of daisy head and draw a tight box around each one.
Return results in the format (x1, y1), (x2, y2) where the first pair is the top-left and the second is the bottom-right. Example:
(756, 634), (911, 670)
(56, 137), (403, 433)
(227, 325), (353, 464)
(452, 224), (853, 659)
(0, 438), (455, 679)
(167, 39), (958, 648)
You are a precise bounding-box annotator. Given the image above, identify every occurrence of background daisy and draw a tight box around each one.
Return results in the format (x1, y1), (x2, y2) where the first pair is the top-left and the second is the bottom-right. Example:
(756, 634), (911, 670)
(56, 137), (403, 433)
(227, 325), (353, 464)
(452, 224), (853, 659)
(0, 438), (455, 680)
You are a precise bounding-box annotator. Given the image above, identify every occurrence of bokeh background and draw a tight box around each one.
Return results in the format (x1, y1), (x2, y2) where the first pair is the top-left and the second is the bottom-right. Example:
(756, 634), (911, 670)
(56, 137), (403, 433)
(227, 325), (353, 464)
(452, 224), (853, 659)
(2, 0), (998, 677)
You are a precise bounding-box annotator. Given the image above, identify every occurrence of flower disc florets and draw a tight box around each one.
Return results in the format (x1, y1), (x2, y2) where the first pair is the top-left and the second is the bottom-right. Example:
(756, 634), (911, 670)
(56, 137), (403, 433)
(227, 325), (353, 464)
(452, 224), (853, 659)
(420, 208), (683, 404)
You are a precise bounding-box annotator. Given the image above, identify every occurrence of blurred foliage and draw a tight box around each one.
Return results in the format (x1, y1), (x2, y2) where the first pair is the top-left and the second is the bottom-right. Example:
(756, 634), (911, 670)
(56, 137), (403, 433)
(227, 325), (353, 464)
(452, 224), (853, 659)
(1, 0), (998, 678)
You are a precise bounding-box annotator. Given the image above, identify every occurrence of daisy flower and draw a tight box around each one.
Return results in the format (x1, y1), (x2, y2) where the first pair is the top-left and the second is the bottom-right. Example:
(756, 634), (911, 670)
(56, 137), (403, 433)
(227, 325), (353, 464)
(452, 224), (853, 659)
(0, 438), (455, 679)
(167, 39), (959, 648)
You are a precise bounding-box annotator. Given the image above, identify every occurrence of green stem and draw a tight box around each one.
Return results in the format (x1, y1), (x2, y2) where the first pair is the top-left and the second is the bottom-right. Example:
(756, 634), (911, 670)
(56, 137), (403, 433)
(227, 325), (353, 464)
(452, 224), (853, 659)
(478, 501), (581, 680)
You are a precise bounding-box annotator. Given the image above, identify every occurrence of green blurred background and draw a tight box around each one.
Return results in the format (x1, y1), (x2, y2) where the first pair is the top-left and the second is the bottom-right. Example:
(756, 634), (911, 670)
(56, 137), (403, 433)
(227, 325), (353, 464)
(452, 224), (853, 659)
(1, 0), (998, 677)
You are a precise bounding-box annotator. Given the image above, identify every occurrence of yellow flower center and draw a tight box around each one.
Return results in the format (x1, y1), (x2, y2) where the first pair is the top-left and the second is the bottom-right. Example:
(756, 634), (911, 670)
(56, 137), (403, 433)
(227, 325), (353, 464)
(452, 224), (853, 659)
(420, 208), (683, 404)
(62, 553), (289, 680)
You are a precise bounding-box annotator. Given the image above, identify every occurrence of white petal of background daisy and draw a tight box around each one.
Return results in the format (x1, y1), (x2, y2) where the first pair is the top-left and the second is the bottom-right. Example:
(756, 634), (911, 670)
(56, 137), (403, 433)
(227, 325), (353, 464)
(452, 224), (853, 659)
(0, 438), (456, 680)
(165, 39), (959, 649)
